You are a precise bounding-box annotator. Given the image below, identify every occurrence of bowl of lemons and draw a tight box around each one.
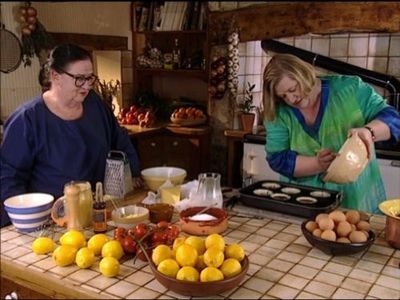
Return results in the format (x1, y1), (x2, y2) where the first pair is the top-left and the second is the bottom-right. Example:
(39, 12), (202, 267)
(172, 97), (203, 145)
(144, 233), (249, 297)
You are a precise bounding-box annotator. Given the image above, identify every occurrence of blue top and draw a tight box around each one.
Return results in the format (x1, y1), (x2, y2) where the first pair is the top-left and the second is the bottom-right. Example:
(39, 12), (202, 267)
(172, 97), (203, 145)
(1, 90), (140, 226)
(267, 79), (400, 178)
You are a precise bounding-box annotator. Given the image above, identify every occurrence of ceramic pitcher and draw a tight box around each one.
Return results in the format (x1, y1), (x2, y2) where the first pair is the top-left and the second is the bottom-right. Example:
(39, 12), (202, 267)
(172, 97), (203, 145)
(196, 172), (223, 208)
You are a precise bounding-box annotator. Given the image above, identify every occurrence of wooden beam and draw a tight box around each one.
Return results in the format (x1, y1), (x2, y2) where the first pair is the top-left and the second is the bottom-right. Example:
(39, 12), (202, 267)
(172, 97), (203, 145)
(47, 32), (128, 51)
(209, 2), (400, 44)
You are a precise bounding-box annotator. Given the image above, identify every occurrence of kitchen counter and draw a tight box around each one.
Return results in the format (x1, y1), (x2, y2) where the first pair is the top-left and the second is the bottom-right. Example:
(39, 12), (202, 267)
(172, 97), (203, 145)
(1, 191), (399, 299)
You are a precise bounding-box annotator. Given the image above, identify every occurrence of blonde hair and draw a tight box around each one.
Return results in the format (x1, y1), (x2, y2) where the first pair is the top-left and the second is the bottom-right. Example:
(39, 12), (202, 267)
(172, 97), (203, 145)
(263, 53), (316, 121)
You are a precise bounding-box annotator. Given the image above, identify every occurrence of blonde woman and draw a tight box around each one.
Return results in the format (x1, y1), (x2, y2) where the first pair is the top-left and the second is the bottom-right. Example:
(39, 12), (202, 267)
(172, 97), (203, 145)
(262, 53), (400, 213)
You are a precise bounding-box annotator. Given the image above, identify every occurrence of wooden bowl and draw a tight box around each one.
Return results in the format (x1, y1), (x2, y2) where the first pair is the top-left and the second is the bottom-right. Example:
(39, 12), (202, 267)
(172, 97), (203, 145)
(149, 256), (249, 297)
(170, 115), (207, 127)
(140, 203), (174, 224)
(179, 207), (228, 236)
(301, 220), (375, 255)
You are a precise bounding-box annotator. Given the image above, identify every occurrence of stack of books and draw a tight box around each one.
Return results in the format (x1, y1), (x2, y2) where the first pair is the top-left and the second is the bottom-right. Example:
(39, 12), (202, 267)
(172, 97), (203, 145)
(135, 1), (207, 32)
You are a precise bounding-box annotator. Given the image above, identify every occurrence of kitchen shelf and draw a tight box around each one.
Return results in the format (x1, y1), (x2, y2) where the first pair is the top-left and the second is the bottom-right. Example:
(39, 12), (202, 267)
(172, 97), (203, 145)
(136, 68), (207, 80)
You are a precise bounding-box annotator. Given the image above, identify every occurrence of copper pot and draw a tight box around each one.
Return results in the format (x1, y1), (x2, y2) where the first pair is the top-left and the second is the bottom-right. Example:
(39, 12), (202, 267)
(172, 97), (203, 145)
(385, 215), (400, 249)
(379, 199), (400, 249)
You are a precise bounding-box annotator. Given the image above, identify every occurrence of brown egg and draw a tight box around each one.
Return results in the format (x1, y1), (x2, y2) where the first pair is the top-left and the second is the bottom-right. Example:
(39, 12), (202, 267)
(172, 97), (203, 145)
(328, 210), (346, 223)
(321, 229), (336, 241)
(305, 221), (318, 233)
(336, 237), (351, 243)
(318, 216), (335, 231)
(346, 210), (361, 224)
(361, 230), (370, 239)
(351, 224), (357, 232)
(349, 230), (367, 243)
(336, 221), (352, 237)
(315, 213), (329, 223)
(312, 228), (322, 238)
(356, 220), (370, 231)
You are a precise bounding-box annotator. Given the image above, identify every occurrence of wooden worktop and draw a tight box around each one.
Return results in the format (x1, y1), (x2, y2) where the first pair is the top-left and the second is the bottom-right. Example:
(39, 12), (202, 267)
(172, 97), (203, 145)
(1, 191), (399, 299)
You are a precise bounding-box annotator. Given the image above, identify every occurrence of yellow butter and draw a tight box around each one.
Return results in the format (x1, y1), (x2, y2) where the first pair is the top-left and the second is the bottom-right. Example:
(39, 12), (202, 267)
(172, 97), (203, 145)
(161, 186), (181, 205)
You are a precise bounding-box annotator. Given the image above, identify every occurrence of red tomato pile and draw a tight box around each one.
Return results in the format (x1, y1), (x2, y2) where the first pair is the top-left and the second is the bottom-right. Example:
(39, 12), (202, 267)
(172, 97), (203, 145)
(118, 105), (155, 127)
(114, 221), (180, 261)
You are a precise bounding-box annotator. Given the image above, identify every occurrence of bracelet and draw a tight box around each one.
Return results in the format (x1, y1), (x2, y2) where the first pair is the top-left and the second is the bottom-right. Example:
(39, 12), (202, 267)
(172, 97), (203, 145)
(364, 126), (375, 140)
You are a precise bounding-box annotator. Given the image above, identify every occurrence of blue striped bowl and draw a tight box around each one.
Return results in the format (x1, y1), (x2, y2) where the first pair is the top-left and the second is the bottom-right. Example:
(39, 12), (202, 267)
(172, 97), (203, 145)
(4, 193), (54, 233)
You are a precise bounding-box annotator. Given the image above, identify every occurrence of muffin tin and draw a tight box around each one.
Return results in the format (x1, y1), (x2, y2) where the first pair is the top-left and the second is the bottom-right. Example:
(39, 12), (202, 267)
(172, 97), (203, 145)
(239, 180), (342, 218)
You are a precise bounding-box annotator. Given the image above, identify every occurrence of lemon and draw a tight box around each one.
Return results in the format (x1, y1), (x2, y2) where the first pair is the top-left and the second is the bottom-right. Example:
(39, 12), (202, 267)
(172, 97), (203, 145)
(172, 236), (186, 256)
(184, 236), (206, 255)
(87, 234), (109, 256)
(203, 246), (224, 268)
(32, 237), (56, 255)
(220, 258), (242, 278)
(75, 247), (95, 269)
(152, 244), (172, 266)
(52, 245), (78, 267)
(101, 240), (124, 260)
(99, 256), (120, 277)
(205, 233), (225, 251)
(175, 244), (198, 267)
(176, 266), (200, 282)
(225, 243), (245, 262)
(59, 230), (86, 249)
(157, 258), (180, 278)
(200, 267), (224, 282)
(195, 255), (207, 271)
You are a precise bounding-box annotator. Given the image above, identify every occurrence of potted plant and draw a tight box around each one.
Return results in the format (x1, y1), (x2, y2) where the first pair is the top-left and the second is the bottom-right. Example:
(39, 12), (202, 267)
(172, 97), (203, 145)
(238, 82), (256, 132)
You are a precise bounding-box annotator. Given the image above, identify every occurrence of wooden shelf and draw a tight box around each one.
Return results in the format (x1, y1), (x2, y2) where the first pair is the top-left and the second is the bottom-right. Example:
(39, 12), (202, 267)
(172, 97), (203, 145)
(136, 68), (207, 80)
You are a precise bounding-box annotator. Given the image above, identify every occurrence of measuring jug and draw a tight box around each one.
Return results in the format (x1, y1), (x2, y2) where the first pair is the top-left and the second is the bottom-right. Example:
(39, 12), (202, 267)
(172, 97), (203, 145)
(195, 173), (223, 208)
(51, 181), (94, 229)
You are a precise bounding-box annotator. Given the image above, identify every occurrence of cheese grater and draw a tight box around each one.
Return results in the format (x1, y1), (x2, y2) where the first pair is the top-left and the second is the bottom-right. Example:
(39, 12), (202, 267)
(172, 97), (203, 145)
(104, 150), (133, 197)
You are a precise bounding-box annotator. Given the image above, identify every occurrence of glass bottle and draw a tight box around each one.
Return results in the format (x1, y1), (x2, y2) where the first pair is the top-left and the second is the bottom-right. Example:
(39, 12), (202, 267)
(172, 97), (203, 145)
(93, 182), (107, 233)
(172, 38), (181, 69)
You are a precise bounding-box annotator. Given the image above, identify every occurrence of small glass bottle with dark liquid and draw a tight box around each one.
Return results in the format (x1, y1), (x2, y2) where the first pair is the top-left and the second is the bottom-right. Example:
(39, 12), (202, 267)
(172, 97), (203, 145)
(93, 182), (107, 233)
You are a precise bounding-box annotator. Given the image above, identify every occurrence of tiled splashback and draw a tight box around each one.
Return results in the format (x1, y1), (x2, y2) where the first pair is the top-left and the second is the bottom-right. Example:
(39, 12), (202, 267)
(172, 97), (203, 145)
(237, 33), (400, 113)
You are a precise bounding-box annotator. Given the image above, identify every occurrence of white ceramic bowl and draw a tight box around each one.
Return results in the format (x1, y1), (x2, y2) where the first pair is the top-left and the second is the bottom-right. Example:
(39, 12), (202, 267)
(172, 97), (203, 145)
(111, 205), (149, 228)
(4, 193), (54, 233)
(141, 167), (187, 191)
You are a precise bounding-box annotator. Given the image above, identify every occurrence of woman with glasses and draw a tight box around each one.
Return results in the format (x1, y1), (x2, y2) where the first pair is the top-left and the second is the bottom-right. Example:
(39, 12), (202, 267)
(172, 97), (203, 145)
(0, 43), (143, 227)
(262, 53), (400, 214)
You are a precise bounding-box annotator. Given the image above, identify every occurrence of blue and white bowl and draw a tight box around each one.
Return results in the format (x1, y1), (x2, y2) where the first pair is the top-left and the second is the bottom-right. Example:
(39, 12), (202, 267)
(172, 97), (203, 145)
(4, 193), (54, 233)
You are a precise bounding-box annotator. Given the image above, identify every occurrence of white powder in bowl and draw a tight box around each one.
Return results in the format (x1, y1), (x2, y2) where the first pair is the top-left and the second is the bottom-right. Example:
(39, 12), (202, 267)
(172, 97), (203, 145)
(189, 213), (218, 221)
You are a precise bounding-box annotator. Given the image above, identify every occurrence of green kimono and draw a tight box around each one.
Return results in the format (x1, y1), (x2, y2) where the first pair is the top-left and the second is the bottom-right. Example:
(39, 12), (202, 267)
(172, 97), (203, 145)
(265, 75), (388, 213)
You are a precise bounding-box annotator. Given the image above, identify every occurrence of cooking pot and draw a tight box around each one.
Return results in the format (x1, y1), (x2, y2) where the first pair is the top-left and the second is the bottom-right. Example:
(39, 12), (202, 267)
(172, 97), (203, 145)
(378, 199), (400, 249)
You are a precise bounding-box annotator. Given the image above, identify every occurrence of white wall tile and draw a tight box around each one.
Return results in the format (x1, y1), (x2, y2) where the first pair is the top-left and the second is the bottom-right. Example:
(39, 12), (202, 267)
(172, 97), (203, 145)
(239, 57), (246, 75)
(349, 37), (369, 56)
(367, 57), (388, 73)
(389, 36), (400, 56)
(246, 57), (255, 74)
(369, 36), (390, 56)
(246, 42), (255, 56)
(312, 37), (330, 56)
(388, 57), (400, 77)
(295, 38), (312, 51)
(348, 57), (367, 68)
(254, 56), (262, 74)
(330, 38), (349, 57)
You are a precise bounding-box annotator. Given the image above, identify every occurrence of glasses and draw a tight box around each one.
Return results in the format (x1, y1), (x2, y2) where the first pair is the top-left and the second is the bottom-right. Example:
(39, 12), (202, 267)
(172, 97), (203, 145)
(60, 69), (98, 87)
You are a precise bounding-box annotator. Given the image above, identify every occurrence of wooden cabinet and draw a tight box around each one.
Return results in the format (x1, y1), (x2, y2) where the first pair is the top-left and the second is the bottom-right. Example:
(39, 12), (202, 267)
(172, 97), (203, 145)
(131, 126), (211, 180)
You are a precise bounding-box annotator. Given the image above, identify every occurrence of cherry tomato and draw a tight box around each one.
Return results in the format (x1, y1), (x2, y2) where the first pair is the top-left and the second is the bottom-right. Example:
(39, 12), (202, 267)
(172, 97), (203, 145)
(168, 225), (180, 239)
(114, 227), (127, 240)
(136, 247), (152, 262)
(122, 235), (137, 254)
(152, 231), (167, 245)
(133, 223), (148, 240)
(157, 221), (169, 229)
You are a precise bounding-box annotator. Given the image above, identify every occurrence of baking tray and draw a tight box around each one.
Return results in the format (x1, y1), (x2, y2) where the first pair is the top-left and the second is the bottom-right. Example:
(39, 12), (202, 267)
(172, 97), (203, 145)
(239, 180), (342, 218)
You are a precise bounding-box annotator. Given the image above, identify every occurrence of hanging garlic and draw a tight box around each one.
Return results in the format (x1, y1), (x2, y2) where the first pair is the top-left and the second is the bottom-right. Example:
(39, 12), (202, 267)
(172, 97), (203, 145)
(227, 29), (240, 96)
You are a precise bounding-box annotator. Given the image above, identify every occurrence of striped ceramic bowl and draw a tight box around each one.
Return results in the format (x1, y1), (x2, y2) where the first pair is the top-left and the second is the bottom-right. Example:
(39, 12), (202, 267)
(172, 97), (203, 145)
(4, 193), (54, 233)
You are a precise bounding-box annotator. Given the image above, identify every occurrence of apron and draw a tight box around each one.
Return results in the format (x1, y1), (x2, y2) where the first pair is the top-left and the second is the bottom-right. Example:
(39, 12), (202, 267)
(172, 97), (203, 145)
(266, 75), (386, 213)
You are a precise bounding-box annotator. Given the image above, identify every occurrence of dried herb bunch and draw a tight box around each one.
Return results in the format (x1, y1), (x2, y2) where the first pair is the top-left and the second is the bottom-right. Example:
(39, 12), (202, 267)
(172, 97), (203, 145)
(95, 79), (121, 110)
